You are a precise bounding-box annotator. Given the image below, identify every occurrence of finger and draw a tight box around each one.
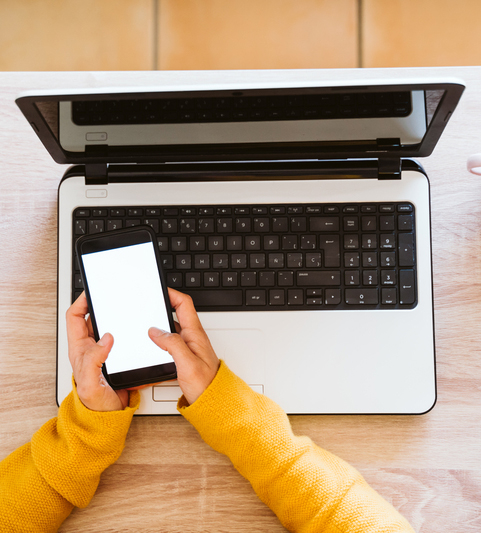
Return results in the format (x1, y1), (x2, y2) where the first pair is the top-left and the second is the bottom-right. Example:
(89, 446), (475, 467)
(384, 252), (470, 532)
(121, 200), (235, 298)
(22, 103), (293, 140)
(66, 292), (90, 343)
(148, 327), (196, 365)
(167, 288), (205, 333)
(83, 333), (114, 375)
(86, 315), (95, 339)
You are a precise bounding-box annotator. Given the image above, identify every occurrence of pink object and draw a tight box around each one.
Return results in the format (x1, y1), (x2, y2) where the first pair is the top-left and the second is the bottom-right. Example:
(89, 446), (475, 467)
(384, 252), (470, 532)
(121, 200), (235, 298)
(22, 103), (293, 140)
(467, 154), (481, 175)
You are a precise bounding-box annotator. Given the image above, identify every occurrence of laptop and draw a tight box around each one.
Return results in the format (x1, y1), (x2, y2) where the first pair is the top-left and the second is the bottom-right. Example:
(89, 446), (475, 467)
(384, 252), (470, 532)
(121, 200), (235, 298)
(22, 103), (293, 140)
(16, 76), (464, 415)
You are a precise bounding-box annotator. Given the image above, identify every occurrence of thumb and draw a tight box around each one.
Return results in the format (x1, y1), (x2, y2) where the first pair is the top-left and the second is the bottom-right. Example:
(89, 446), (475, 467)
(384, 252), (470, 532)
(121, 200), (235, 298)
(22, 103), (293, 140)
(148, 327), (192, 365)
(94, 332), (114, 366)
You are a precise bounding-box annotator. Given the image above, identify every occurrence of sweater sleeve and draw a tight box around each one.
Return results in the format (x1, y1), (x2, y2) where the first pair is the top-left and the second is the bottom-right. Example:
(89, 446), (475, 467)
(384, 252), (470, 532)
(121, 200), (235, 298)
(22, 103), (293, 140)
(0, 383), (140, 533)
(178, 361), (415, 533)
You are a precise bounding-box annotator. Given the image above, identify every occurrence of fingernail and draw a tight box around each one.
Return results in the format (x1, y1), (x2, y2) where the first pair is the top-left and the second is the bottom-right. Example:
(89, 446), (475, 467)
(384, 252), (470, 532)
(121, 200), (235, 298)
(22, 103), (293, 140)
(98, 333), (111, 346)
(149, 327), (166, 337)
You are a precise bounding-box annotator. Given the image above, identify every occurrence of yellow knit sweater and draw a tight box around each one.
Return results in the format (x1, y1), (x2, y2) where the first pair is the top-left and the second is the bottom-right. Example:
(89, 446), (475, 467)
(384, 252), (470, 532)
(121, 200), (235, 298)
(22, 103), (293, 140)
(0, 362), (414, 532)
(0, 385), (140, 532)
(179, 362), (415, 533)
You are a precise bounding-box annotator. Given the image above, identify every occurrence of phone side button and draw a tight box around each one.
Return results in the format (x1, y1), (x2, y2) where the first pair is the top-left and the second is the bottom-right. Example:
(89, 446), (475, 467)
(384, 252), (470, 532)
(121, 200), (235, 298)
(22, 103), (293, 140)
(152, 385), (182, 401)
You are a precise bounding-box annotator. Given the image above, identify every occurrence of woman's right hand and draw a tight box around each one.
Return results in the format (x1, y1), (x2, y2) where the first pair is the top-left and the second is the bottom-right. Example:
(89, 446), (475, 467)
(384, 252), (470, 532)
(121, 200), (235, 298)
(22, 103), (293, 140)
(148, 288), (220, 405)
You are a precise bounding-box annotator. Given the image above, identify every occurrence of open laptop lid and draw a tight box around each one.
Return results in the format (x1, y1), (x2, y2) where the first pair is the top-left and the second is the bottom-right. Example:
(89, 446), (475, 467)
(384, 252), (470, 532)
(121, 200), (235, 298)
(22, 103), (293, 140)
(16, 78), (464, 166)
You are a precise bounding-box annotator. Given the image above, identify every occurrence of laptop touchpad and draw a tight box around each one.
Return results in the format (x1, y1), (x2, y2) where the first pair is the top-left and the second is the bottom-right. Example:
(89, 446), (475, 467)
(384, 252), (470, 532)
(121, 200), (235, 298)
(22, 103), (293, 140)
(206, 328), (265, 391)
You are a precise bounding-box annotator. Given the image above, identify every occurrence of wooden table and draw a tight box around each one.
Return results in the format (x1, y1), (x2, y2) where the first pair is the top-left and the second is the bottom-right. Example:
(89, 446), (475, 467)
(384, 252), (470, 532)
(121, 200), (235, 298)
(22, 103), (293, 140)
(1, 68), (480, 532)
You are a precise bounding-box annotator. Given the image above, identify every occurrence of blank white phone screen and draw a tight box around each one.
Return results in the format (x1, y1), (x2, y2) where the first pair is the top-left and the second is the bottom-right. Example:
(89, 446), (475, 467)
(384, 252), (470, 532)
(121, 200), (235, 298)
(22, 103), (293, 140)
(82, 242), (173, 375)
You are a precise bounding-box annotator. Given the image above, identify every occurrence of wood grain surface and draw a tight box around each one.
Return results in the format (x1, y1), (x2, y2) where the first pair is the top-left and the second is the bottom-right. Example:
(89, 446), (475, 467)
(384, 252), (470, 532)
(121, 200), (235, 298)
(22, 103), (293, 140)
(0, 68), (480, 532)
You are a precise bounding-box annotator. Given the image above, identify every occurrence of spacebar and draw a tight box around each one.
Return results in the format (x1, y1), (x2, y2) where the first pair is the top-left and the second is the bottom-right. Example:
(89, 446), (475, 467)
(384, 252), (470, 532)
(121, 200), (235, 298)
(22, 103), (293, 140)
(185, 290), (243, 307)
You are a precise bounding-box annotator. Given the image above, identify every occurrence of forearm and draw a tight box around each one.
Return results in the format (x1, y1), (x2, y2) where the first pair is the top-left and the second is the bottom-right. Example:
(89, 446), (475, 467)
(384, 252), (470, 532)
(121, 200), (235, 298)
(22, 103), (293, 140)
(0, 443), (73, 532)
(179, 361), (414, 533)
(0, 384), (140, 532)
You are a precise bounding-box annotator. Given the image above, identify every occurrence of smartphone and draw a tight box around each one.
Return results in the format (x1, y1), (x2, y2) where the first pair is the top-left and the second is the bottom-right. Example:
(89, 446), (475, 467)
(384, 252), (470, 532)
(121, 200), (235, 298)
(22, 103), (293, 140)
(76, 226), (177, 389)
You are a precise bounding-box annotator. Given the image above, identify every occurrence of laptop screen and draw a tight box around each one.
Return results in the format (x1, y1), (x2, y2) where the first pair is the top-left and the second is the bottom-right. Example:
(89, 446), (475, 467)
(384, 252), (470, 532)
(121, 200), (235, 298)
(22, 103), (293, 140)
(16, 80), (464, 164)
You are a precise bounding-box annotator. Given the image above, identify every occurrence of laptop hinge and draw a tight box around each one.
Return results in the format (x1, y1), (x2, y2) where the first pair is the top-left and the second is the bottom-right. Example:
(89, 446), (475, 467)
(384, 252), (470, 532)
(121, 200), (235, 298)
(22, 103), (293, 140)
(378, 158), (402, 180)
(85, 163), (108, 185)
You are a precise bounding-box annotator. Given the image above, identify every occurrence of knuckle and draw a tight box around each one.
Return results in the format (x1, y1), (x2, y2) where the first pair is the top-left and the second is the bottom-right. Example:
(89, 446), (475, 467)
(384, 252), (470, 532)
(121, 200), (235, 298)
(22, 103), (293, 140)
(180, 292), (194, 307)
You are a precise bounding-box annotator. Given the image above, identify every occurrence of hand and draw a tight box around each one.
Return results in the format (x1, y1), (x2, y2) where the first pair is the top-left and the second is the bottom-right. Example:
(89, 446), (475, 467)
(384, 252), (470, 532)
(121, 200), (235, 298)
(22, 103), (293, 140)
(66, 292), (129, 412)
(148, 289), (220, 405)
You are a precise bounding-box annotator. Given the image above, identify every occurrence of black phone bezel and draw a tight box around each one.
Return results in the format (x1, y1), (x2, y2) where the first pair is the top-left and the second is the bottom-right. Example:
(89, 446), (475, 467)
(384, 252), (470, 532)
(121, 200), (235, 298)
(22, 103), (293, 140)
(75, 225), (177, 390)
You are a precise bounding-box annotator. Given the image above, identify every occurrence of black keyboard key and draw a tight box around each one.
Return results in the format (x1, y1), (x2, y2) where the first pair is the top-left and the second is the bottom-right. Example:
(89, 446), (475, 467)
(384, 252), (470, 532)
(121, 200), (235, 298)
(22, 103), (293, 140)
(310, 217), (339, 232)
(282, 235), (298, 250)
(176, 255), (191, 270)
(301, 235), (317, 250)
(362, 234), (377, 249)
(162, 219), (178, 233)
(264, 235), (280, 250)
(194, 254), (210, 269)
(107, 220), (123, 231)
(398, 215), (414, 231)
(345, 288), (378, 305)
(181, 219), (196, 233)
(260, 271), (276, 286)
(187, 290), (243, 307)
(399, 233), (415, 266)
(167, 272), (182, 288)
(269, 289), (285, 305)
(190, 236), (206, 251)
(245, 236), (261, 250)
(380, 215), (395, 230)
(208, 236), (224, 251)
(236, 218), (251, 232)
(199, 219), (215, 233)
(380, 234), (395, 249)
(89, 220), (104, 233)
(288, 289), (304, 305)
(232, 254), (247, 268)
(222, 272), (238, 287)
(213, 254), (229, 268)
(254, 218), (270, 232)
(380, 251), (396, 267)
(399, 270), (415, 305)
(343, 216), (359, 231)
(272, 217), (288, 232)
(241, 272), (257, 286)
(325, 289), (341, 305)
(75, 220), (86, 235)
(186, 273), (201, 287)
(319, 235), (340, 267)
(382, 288), (397, 304)
(227, 235), (243, 250)
(246, 290), (266, 306)
(305, 253), (322, 268)
(297, 271), (341, 286)
(381, 270), (396, 285)
(217, 218), (233, 233)
(204, 272), (220, 287)
(172, 237), (187, 251)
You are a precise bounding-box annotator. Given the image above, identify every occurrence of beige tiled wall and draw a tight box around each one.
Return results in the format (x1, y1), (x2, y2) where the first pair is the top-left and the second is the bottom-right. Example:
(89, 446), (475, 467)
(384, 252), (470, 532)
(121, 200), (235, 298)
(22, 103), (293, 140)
(362, 0), (481, 67)
(0, 0), (479, 70)
(0, 0), (155, 71)
(157, 0), (358, 70)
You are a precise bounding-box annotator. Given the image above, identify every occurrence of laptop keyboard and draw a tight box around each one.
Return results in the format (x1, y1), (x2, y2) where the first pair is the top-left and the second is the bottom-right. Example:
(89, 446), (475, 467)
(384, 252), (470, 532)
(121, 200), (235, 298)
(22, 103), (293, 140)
(71, 91), (412, 126)
(72, 202), (417, 311)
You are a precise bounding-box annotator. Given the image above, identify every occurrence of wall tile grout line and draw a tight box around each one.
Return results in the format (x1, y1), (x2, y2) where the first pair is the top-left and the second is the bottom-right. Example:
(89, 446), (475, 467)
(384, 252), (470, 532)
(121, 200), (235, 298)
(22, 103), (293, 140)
(357, 0), (363, 68)
(153, 0), (159, 70)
